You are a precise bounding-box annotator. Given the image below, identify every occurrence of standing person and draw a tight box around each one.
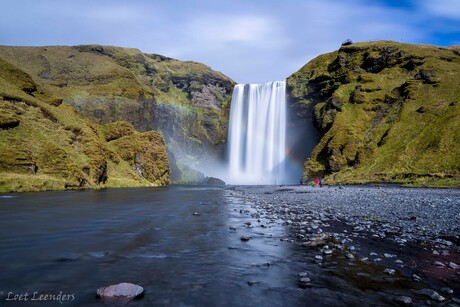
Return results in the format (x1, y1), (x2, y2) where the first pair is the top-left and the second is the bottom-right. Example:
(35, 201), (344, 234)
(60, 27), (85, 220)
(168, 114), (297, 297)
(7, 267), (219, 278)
(315, 177), (319, 187)
(319, 177), (323, 187)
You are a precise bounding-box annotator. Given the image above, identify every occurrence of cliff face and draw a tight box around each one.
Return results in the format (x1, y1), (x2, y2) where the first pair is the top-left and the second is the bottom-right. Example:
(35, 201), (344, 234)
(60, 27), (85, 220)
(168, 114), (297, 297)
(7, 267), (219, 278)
(0, 45), (235, 180)
(0, 58), (169, 192)
(288, 41), (460, 187)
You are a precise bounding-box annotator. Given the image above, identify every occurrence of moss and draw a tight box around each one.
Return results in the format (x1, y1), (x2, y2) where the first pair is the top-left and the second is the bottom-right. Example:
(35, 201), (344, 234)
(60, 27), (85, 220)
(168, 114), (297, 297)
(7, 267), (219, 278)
(100, 121), (136, 141)
(289, 41), (460, 187)
(0, 58), (170, 192)
(110, 131), (169, 185)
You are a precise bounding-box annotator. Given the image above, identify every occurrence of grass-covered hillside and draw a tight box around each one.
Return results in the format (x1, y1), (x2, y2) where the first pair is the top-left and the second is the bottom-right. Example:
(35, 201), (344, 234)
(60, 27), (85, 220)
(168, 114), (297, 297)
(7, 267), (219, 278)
(0, 58), (169, 192)
(288, 41), (460, 187)
(0, 45), (235, 181)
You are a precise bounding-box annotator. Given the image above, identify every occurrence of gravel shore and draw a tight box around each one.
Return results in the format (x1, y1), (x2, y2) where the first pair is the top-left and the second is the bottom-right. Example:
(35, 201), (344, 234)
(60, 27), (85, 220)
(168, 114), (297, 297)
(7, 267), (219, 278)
(229, 185), (460, 303)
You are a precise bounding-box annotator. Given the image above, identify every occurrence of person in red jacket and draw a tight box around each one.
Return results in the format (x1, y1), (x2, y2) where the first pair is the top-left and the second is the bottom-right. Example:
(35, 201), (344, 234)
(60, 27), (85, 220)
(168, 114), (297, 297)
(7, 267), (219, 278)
(315, 177), (319, 187)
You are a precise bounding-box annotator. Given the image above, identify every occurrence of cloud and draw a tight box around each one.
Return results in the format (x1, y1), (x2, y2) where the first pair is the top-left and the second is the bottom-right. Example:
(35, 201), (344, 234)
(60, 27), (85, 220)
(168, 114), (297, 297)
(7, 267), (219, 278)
(0, 0), (457, 83)
(188, 15), (282, 46)
(418, 0), (460, 20)
(84, 6), (146, 22)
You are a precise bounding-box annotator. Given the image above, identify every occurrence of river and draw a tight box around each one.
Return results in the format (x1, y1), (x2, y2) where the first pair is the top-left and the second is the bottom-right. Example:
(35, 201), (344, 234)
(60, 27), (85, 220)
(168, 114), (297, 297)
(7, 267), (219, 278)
(0, 185), (458, 306)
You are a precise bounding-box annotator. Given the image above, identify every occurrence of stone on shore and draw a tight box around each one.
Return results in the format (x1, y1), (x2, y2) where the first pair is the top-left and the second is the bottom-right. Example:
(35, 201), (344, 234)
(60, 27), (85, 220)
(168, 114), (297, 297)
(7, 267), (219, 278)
(96, 282), (144, 301)
(449, 262), (459, 269)
(394, 296), (412, 305)
(414, 289), (445, 302)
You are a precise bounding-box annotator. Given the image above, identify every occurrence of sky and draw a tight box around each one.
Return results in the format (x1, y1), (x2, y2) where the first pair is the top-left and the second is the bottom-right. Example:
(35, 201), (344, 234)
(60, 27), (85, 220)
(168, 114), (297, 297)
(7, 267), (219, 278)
(1, 0), (459, 84)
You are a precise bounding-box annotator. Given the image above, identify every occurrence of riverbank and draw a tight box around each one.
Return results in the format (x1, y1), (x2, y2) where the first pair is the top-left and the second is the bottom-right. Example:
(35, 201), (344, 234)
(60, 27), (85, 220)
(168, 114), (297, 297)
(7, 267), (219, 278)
(229, 185), (460, 304)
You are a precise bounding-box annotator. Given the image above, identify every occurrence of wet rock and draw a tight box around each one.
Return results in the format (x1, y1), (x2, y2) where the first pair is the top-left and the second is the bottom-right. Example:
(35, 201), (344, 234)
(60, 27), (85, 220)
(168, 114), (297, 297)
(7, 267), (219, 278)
(96, 282), (144, 301)
(202, 176), (225, 185)
(440, 287), (453, 294)
(412, 274), (422, 282)
(395, 259), (403, 264)
(414, 289), (445, 302)
(247, 281), (256, 286)
(299, 277), (312, 286)
(315, 255), (323, 261)
(449, 262), (459, 269)
(384, 268), (396, 275)
(394, 296), (413, 305)
(373, 258), (382, 262)
(384, 253), (396, 258)
(453, 297), (460, 304)
(298, 272), (312, 287)
(240, 236), (251, 242)
(434, 261), (445, 267)
(346, 253), (355, 260)
(323, 249), (333, 255)
(229, 226), (236, 231)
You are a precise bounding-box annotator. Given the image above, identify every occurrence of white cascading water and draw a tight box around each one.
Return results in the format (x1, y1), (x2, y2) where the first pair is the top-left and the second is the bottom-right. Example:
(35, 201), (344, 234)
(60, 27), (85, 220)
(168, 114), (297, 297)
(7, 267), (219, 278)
(227, 81), (287, 184)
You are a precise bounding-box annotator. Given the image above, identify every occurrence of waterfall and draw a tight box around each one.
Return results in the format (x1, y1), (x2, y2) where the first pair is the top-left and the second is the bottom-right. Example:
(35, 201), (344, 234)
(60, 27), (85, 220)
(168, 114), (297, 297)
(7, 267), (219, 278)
(227, 81), (287, 184)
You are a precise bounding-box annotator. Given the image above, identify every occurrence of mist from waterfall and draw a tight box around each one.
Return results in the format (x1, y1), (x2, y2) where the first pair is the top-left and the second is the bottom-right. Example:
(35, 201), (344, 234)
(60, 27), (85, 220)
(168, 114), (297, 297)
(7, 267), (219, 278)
(227, 81), (287, 184)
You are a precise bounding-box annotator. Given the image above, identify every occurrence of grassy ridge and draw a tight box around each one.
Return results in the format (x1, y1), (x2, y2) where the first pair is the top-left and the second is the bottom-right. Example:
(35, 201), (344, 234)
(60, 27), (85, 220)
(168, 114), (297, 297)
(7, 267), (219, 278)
(0, 45), (235, 178)
(288, 41), (460, 187)
(0, 58), (169, 192)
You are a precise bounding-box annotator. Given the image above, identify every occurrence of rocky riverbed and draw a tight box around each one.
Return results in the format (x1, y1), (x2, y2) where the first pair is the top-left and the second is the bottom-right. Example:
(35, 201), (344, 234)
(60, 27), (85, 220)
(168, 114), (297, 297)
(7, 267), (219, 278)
(228, 185), (460, 305)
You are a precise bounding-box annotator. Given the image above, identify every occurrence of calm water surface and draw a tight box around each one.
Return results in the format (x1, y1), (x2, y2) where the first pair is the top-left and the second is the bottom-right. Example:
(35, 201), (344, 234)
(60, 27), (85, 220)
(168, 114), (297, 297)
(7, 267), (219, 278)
(0, 186), (405, 306)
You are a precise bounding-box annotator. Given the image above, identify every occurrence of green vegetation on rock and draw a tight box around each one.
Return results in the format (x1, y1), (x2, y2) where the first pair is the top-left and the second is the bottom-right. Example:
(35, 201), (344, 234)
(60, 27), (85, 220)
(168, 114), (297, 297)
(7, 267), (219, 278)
(0, 45), (235, 181)
(0, 58), (169, 192)
(288, 41), (460, 187)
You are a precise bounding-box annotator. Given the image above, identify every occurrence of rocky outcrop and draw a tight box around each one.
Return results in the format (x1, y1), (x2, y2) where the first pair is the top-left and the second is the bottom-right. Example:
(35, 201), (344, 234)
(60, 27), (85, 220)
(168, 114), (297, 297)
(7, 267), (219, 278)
(0, 58), (169, 192)
(288, 41), (460, 187)
(0, 45), (235, 181)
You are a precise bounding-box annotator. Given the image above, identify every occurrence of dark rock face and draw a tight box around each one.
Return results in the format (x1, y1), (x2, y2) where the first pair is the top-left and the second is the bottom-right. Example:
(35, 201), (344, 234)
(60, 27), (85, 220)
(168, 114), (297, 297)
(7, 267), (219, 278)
(202, 176), (225, 185)
(152, 102), (228, 179)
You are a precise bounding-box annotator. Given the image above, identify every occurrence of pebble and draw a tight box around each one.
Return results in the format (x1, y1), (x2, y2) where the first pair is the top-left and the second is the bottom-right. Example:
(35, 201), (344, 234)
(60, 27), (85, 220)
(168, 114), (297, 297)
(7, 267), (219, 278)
(240, 236), (251, 242)
(412, 274), (422, 282)
(434, 261), (445, 267)
(440, 287), (453, 294)
(192, 212), (200, 216)
(384, 253), (396, 258)
(346, 253), (355, 260)
(315, 255), (323, 261)
(384, 268), (396, 275)
(247, 281), (256, 286)
(393, 296), (412, 305)
(373, 258), (382, 262)
(449, 262), (459, 269)
(414, 289), (445, 302)
(298, 274), (312, 288)
(323, 249), (333, 255)
(395, 259), (403, 264)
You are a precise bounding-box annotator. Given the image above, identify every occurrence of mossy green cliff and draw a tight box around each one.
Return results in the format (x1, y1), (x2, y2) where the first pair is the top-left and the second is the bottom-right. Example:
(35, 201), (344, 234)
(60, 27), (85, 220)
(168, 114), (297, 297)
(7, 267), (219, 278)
(288, 41), (460, 187)
(0, 45), (235, 181)
(0, 58), (169, 192)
